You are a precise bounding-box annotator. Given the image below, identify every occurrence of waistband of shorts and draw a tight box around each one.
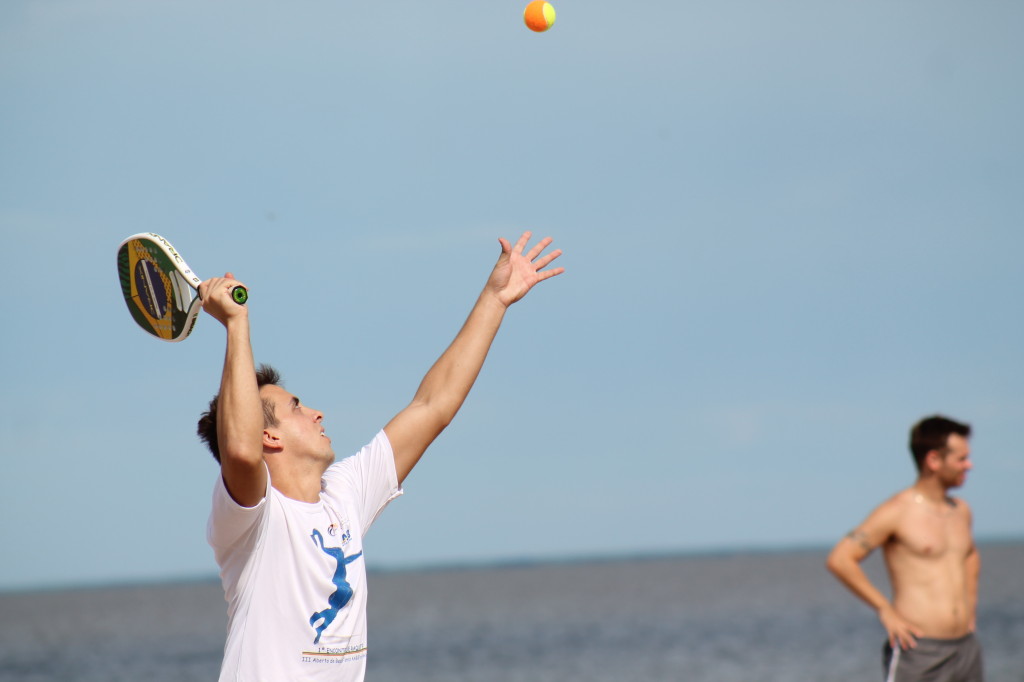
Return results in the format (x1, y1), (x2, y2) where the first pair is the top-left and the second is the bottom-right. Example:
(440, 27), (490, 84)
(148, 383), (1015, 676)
(912, 631), (977, 646)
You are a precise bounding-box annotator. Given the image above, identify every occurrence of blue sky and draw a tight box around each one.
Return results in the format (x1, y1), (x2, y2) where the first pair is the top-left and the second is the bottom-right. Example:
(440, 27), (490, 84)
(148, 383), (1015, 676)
(1, 0), (1022, 591)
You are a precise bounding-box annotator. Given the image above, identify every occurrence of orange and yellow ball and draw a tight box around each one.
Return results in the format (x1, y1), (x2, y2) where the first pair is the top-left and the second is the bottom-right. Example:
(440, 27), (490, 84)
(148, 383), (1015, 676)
(523, 1), (556, 32)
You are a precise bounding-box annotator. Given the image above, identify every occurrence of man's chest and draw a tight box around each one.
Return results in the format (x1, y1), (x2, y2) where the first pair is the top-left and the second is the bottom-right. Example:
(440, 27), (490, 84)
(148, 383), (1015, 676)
(893, 506), (971, 559)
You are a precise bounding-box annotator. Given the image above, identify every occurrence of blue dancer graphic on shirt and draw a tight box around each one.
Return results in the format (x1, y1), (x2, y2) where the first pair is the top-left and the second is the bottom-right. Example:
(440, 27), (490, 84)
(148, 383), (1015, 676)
(309, 528), (363, 644)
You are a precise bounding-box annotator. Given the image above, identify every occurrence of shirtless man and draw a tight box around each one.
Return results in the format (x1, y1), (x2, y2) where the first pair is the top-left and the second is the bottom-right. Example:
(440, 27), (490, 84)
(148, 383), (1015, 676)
(826, 416), (982, 682)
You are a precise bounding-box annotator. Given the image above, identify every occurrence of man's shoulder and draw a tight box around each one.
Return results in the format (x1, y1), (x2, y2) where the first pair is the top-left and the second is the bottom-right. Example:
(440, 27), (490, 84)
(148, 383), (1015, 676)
(875, 487), (916, 514)
(947, 495), (972, 516)
(859, 488), (916, 532)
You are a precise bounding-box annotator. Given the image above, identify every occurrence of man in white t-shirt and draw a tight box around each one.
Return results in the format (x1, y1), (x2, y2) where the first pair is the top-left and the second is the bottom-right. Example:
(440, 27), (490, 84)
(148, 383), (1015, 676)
(195, 233), (563, 681)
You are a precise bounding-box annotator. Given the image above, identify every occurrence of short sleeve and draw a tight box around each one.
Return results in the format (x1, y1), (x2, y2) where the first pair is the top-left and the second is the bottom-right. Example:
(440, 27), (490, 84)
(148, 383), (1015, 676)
(321, 430), (403, 533)
(207, 464), (271, 550)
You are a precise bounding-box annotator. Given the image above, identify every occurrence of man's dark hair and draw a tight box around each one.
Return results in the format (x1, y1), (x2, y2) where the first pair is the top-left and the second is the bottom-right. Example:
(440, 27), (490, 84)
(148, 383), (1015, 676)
(197, 364), (283, 463)
(909, 415), (971, 471)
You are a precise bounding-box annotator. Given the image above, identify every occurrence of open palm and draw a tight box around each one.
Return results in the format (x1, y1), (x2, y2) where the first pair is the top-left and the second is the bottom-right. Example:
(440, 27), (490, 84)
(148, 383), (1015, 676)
(486, 231), (564, 306)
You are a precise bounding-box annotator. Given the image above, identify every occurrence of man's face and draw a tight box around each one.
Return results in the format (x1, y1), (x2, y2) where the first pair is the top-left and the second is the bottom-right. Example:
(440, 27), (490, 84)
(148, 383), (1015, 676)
(936, 433), (972, 489)
(261, 384), (335, 462)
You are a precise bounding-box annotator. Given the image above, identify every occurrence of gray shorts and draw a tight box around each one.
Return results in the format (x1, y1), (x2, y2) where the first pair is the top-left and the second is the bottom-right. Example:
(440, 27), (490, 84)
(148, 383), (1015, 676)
(883, 632), (983, 682)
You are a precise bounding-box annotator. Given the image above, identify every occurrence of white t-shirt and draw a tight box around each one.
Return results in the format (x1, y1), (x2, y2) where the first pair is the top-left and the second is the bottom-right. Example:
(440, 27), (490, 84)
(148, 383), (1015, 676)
(208, 430), (403, 682)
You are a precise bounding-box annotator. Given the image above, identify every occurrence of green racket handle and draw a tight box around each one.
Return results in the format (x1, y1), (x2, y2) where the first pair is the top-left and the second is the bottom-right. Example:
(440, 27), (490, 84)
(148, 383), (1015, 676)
(231, 286), (248, 305)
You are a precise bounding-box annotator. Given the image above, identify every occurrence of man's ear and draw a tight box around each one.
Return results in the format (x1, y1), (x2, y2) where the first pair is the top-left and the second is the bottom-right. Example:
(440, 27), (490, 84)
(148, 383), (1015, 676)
(263, 429), (283, 452)
(924, 449), (944, 472)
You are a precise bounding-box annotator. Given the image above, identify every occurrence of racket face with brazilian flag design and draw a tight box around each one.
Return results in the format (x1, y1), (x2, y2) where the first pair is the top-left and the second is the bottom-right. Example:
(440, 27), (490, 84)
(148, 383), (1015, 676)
(117, 233), (247, 342)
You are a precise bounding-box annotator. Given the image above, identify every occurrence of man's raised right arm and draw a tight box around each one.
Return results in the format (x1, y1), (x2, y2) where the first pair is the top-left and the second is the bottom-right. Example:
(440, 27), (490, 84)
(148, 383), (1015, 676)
(200, 273), (267, 507)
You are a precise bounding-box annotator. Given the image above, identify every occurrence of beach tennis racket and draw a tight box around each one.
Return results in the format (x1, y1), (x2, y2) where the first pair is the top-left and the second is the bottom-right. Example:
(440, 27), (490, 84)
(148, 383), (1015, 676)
(116, 233), (247, 342)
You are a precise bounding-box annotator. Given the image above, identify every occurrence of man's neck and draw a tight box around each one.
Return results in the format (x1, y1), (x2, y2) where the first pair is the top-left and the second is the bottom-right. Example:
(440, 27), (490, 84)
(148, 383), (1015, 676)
(266, 459), (328, 503)
(911, 477), (953, 506)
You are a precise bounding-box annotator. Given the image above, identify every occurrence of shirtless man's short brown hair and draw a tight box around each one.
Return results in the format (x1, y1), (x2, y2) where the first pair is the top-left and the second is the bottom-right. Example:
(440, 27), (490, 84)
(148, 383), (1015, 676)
(909, 416), (971, 471)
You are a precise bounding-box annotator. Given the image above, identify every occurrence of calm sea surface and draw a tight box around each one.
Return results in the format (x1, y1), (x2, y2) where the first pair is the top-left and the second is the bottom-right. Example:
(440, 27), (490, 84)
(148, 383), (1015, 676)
(2, 543), (1022, 681)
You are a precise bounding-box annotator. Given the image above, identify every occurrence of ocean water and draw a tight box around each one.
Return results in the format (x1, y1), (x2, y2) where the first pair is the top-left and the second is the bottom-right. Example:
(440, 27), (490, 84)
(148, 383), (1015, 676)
(1, 543), (1022, 681)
